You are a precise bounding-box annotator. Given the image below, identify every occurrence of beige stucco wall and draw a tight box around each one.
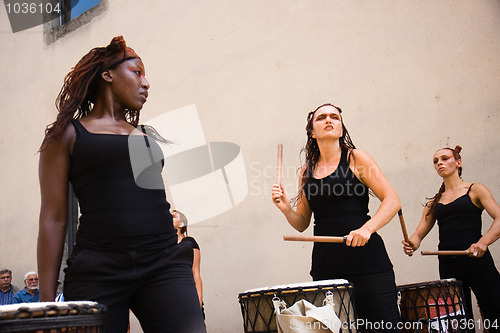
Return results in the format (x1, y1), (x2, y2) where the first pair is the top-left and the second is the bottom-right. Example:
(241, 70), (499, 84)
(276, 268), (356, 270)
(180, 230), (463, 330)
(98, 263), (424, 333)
(1, 0), (499, 331)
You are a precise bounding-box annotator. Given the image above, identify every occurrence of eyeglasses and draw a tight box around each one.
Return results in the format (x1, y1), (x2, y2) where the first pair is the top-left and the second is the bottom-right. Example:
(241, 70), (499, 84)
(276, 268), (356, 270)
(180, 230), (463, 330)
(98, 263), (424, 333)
(0, 276), (12, 280)
(27, 278), (39, 282)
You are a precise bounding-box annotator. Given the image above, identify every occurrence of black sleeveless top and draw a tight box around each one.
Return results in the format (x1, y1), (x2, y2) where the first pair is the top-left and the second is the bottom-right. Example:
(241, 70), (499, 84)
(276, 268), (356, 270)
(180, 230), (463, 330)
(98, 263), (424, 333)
(435, 184), (483, 251)
(304, 148), (393, 279)
(181, 236), (200, 250)
(70, 120), (177, 251)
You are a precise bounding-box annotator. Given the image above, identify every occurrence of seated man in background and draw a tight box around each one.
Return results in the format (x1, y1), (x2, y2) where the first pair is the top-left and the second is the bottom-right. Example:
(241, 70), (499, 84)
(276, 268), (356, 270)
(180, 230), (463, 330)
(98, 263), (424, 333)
(0, 269), (19, 305)
(13, 271), (39, 303)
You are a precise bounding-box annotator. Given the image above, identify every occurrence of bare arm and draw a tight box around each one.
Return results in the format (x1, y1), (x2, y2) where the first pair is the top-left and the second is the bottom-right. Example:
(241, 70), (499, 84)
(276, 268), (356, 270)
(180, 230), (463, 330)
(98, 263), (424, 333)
(192, 248), (203, 307)
(37, 125), (74, 301)
(348, 149), (401, 247)
(272, 166), (312, 232)
(402, 204), (436, 256)
(468, 183), (500, 257)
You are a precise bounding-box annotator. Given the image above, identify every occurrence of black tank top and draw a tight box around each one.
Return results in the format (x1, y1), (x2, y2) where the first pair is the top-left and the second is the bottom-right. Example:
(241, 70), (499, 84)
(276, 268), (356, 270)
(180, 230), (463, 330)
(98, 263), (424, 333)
(70, 120), (177, 251)
(304, 148), (393, 278)
(435, 184), (483, 251)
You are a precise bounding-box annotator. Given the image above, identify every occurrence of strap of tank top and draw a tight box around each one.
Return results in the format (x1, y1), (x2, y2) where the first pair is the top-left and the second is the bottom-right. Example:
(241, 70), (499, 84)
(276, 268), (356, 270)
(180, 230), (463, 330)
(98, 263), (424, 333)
(467, 183), (474, 194)
(70, 119), (87, 136)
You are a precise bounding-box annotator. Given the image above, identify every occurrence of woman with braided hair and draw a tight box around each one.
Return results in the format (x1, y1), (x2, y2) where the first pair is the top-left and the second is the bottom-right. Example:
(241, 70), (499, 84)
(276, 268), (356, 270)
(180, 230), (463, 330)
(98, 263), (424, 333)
(37, 36), (206, 332)
(272, 103), (402, 332)
(403, 146), (500, 328)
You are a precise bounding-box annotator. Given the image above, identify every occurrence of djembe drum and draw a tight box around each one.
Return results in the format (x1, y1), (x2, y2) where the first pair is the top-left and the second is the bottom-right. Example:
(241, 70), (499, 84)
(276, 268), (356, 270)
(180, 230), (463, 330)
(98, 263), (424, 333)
(397, 279), (467, 333)
(0, 301), (106, 333)
(238, 279), (356, 333)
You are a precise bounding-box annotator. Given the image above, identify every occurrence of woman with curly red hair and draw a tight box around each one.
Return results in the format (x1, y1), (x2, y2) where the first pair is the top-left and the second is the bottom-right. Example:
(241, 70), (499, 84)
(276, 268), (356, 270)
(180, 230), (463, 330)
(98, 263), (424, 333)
(37, 36), (206, 333)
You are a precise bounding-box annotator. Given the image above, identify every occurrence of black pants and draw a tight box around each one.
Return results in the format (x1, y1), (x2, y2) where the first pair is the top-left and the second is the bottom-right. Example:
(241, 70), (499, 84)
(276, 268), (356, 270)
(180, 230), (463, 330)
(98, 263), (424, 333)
(439, 251), (500, 333)
(348, 270), (401, 333)
(63, 241), (206, 333)
(315, 269), (401, 333)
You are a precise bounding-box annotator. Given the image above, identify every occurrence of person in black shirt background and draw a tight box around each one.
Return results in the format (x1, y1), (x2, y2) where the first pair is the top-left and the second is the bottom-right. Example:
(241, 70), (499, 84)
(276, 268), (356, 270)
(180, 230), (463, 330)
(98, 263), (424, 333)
(172, 209), (204, 318)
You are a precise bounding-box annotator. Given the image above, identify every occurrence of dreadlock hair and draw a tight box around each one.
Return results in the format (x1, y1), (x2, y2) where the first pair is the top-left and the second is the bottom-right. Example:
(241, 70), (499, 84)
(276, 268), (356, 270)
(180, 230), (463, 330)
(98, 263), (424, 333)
(425, 145), (463, 216)
(294, 103), (356, 205)
(40, 36), (168, 150)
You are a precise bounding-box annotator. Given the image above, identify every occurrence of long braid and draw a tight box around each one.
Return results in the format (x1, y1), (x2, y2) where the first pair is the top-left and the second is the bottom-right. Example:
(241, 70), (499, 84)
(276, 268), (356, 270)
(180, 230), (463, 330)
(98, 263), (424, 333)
(425, 182), (446, 215)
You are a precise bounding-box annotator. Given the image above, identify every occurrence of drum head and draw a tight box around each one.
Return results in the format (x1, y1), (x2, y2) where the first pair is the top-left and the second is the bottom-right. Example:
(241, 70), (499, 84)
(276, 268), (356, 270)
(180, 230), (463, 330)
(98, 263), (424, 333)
(0, 301), (106, 333)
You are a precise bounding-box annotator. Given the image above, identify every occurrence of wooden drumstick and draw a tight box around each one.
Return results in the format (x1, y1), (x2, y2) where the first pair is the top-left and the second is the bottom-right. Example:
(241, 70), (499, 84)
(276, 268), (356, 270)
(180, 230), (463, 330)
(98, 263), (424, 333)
(284, 235), (347, 244)
(398, 209), (410, 243)
(275, 144), (283, 203)
(398, 209), (415, 256)
(421, 250), (470, 256)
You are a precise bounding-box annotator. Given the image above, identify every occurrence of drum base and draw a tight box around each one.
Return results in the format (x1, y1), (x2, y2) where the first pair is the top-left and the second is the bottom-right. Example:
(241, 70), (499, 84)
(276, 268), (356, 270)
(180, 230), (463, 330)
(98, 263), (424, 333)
(398, 279), (468, 333)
